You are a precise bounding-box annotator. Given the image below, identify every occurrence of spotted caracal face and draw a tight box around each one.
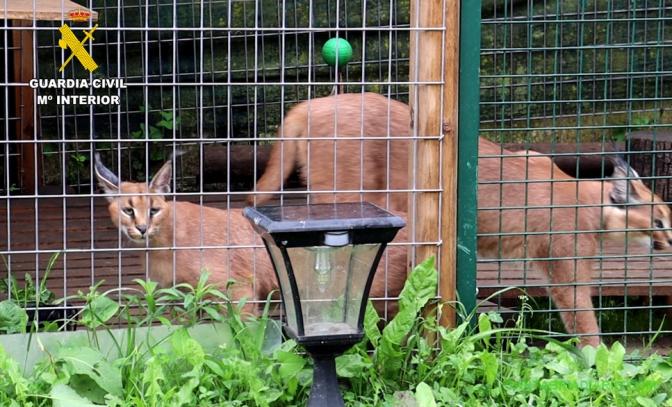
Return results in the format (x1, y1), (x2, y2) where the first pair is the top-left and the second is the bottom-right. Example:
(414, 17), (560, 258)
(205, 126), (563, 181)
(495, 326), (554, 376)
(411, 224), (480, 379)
(95, 153), (408, 315)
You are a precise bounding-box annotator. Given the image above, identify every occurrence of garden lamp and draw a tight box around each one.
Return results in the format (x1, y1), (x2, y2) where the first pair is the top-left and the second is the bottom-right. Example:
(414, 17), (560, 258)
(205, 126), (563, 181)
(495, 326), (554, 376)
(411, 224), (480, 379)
(243, 202), (405, 407)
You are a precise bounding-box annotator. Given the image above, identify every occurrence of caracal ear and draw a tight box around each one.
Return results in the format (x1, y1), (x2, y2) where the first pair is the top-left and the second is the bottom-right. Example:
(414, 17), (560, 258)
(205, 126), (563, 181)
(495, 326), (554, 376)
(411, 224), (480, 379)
(149, 151), (183, 195)
(94, 153), (120, 202)
(608, 156), (641, 205)
(149, 159), (173, 195)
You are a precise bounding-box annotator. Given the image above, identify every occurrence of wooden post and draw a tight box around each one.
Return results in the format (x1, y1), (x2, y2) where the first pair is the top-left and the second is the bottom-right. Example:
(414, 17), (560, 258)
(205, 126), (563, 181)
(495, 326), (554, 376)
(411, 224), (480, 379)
(12, 20), (38, 194)
(441, 0), (460, 328)
(410, 0), (458, 327)
(2, 1), (100, 194)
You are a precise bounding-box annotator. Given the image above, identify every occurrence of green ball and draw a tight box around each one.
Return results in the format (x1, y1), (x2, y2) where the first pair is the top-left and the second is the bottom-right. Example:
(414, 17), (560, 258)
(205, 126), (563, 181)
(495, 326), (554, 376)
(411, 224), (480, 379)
(321, 38), (353, 68)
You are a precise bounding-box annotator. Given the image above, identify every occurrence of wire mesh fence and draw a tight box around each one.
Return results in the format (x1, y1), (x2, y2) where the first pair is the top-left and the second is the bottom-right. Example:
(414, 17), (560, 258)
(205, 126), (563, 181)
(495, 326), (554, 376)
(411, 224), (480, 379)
(480, 0), (672, 346)
(0, 0), (429, 330)
(3, 0), (411, 194)
(2, 0), (670, 348)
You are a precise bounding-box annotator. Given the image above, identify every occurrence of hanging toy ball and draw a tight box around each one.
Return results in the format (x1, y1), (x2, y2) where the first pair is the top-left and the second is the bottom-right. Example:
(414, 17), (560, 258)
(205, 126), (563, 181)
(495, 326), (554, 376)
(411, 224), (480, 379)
(321, 37), (353, 68)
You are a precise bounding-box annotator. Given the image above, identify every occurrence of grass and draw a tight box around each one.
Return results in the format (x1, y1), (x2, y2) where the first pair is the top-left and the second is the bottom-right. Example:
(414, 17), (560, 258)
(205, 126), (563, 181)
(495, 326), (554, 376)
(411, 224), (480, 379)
(1, 259), (672, 406)
(486, 294), (672, 349)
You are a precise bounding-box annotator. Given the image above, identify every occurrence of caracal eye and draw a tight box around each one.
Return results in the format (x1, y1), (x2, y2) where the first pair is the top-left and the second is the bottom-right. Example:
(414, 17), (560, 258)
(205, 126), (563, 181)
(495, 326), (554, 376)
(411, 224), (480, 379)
(654, 219), (664, 229)
(150, 208), (160, 217)
(122, 207), (135, 217)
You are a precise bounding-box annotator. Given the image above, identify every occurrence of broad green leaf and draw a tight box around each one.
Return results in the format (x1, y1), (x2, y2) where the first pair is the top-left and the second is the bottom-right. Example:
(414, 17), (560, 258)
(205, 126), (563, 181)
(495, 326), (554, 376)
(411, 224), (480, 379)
(480, 351), (498, 385)
(397, 257), (437, 313)
(415, 382), (437, 407)
(0, 300), (28, 334)
(204, 359), (225, 377)
(276, 350), (306, 379)
(581, 345), (597, 368)
(171, 327), (205, 367)
(546, 358), (573, 375)
(156, 120), (174, 130)
(609, 342), (626, 372)
(439, 320), (469, 352)
(80, 296), (119, 328)
(378, 257), (437, 377)
(487, 311), (503, 324)
(478, 313), (492, 344)
(364, 301), (381, 347)
(637, 396), (658, 407)
(56, 346), (122, 399)
(50, 384), (100, 407)
(68, 374), (107, 404)
(149, 126), (163, 139)
(595, 342), (625, 377)
(336, 353), (370, 378)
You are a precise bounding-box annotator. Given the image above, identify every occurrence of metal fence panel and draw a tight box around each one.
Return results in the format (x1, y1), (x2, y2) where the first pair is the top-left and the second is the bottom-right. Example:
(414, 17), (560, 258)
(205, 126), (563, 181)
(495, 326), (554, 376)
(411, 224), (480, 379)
(1, 0), (441, 328)
(480, 0), (672, 345)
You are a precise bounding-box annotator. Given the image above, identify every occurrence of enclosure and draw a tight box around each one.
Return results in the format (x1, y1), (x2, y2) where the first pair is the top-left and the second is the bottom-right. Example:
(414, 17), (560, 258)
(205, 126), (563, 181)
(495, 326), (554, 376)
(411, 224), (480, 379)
(1, 0), (671, 361)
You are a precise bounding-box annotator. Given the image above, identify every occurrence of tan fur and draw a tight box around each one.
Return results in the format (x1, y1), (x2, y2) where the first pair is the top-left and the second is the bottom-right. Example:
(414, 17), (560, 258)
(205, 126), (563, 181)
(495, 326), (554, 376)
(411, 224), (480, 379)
(248, 92), (410, 213)
(251, 92), (672, 347)
(95, 156), (407, 315)
(480, 141), (672, 346)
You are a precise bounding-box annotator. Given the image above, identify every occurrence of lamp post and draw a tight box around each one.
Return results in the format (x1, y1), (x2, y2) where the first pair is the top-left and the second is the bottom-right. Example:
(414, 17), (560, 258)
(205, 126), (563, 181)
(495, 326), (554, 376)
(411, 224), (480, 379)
(243, 202), (405, 407)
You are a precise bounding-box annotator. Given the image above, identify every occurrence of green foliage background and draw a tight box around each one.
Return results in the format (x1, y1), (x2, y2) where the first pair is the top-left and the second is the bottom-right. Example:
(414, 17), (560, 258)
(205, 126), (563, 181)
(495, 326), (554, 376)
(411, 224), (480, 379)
(480, 0), (672, 143)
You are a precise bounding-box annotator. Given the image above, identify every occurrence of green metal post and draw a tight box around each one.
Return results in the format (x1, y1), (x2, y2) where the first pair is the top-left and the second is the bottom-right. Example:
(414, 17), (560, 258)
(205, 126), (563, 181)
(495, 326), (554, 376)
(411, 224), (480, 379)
(456, 0), (481, 318)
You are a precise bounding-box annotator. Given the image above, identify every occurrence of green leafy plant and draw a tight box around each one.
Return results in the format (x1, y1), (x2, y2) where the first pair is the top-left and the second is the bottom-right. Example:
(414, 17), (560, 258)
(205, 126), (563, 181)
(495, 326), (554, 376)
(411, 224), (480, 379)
(0, 252), (59, 307)
(1, 260), (672, 406)
(335, 258), (672, 406)
(0, 300), (28, 335)
(125, 106), (182, 179)
(131, 106), (181, 154)
(0, 252), (63, 334)
(610, 109), (664, 142)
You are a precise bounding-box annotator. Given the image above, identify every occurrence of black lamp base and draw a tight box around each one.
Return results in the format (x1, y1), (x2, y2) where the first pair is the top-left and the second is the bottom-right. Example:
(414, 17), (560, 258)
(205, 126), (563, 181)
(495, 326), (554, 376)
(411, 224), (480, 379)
(308, 353), (344, 407)
(303, 340), (360, 407)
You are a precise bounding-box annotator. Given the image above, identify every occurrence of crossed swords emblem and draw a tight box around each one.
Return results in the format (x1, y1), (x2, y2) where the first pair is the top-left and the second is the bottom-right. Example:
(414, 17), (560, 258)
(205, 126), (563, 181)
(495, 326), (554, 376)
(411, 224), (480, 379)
(58, 24), (99, 72)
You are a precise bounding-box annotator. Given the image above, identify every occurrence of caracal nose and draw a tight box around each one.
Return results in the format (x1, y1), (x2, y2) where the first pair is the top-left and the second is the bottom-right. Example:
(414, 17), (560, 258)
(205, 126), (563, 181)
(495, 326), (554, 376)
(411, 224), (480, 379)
(136, 224), (148, 235)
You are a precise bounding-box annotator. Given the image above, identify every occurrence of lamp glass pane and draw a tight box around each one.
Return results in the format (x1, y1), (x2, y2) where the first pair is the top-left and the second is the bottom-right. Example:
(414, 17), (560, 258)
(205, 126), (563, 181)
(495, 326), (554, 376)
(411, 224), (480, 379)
(268, 244), (298, 333)
(287, 243), (381, 337)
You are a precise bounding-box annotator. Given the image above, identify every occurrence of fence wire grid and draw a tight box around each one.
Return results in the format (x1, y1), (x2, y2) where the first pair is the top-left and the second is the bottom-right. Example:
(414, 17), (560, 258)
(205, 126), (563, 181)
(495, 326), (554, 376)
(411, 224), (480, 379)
(480, 0), (672, 346)
(1, 0), (671, 348)
(0, 0), (426, 330)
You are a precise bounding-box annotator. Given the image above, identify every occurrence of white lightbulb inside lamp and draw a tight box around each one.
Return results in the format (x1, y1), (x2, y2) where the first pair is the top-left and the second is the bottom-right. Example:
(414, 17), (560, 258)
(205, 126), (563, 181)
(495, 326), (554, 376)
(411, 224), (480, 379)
(313, 231), (349, 293)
